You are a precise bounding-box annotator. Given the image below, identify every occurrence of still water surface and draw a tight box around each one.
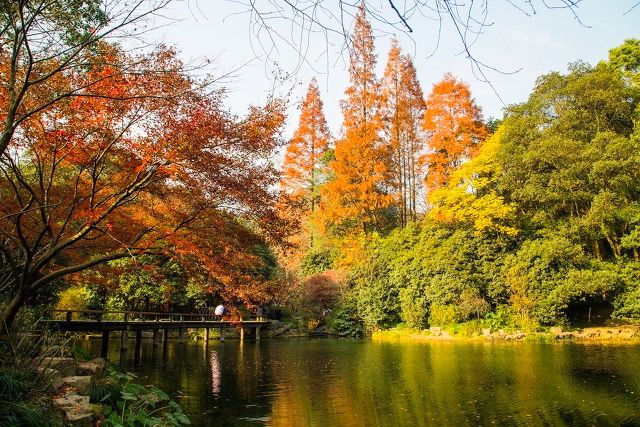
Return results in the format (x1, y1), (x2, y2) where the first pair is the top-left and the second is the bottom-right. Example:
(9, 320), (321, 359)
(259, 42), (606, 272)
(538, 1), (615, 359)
(85, 338), (640, 426)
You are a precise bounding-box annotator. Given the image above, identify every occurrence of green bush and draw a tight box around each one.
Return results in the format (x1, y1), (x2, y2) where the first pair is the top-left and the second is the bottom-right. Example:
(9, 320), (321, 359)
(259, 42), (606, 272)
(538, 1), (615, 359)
(327, 296), (365, 337)
(265, 304), (293, 322)
(0, 401), (53, 427)
(484, 305), (513, 331)
(399, 286), (428, 329)
(612, 263), (640, 321)
(451, 320), (484, 337)
(483, 306), (541, 332)
(428, 304), (458, 327)
(0, 367), (33, 400)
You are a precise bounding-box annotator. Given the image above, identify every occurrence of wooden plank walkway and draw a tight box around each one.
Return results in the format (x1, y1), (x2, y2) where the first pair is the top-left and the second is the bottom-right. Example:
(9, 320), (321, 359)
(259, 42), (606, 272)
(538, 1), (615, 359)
(44, 309), (270, 360)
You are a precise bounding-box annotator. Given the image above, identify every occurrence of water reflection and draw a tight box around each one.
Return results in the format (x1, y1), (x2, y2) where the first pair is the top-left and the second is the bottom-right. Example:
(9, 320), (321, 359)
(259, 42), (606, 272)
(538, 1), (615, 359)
(210, 350), (221, 396)
(84, 339), (640, 426)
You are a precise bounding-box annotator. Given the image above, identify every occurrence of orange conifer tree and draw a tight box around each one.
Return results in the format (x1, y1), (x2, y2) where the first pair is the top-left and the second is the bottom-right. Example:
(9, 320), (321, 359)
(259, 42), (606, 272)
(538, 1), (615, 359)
(381, 39), (426, 226)
(320, 3), (391, 234)
(421, 73), (487, 192)
(281, 78), (331, 213)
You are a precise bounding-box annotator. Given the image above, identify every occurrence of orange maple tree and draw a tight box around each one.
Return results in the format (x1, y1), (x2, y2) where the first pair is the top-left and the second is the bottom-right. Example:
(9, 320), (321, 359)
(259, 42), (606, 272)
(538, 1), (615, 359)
(381, 39), (426, 226)
(0, 43), (286, 331)
(0, 1), (175, 159)
(319, 3), (392, 234)
(421, 73), (487, 192)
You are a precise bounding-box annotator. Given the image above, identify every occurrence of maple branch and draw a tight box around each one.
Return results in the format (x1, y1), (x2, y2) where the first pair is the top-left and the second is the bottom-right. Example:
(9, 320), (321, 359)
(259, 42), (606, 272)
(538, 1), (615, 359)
(28, 250), (134, 292)
(0, 0), (175, 158)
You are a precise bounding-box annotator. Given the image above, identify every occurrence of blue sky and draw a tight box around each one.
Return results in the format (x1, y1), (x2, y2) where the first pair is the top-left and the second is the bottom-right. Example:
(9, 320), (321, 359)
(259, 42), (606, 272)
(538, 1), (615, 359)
(155, 1), (639, 137)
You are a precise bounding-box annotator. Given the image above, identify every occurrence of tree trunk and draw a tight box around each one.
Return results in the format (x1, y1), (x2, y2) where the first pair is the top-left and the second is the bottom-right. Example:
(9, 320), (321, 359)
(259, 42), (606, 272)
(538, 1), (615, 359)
(605, 234), (622, 260)
(593, 240), (604, 261)
(0, 291), (26, 336)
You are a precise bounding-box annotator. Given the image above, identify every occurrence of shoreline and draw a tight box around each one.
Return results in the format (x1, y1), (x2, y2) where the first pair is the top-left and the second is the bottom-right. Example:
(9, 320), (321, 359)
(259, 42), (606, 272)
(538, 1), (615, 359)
(372, 325), (640, 344)
(72, 322), (640, 344)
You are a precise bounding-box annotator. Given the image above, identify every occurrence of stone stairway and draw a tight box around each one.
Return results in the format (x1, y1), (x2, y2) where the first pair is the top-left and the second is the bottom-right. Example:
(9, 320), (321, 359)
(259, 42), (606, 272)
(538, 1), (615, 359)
(40, 355), (106, 426)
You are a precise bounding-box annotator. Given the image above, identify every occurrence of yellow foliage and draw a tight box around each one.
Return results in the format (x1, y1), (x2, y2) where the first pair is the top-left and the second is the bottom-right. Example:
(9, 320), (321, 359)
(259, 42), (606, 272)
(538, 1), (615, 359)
(334, 232), (369, 270)
(428, 127), (518, 236)
(56, 286), (88, 310)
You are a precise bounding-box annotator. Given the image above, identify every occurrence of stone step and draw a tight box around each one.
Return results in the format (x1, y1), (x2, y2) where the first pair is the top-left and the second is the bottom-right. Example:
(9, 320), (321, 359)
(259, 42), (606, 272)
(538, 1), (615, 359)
(36, 367), (63, 391)
(61, 376), (92, 395)
(40, 357), (77, 377)
(77, 358), (106, 377)
(53, 392), (93, 427)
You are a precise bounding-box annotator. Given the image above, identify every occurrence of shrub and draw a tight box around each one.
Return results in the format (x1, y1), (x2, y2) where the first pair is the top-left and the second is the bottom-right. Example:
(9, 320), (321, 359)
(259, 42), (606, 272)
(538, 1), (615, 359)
(89, 381), (122, 408)
(0, 401), (53, 427)
(327, 296), (365, 337)
(428, 304), (458, 327)
(483, 305), (513, 331)
(298, 271), (343, 320)
(265, 304), (294, 322)
(612, 263), (640, 321)
(399, 286), (428, 329)
(457, 287), (491, 321)
(355, 277), (400, 331)
(451, 320), (484, 337)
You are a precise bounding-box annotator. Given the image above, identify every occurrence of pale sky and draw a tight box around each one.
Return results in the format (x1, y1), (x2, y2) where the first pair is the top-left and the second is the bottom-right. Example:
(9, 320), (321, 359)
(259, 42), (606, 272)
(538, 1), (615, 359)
(152, 1), (639, 138)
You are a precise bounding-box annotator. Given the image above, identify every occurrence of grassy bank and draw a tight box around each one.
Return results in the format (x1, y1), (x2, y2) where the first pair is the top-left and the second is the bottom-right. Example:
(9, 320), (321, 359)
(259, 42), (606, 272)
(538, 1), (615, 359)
(372, 325), (640, 343)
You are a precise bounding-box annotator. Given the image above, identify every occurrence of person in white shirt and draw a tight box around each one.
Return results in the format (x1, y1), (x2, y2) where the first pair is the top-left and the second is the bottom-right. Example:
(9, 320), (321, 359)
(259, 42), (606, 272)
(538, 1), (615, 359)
(214, 304), (225, 318)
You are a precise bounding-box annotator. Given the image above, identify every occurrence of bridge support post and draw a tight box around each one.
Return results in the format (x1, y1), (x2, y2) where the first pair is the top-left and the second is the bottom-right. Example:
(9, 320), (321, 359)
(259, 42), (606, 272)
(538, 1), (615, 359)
(178, 328), (186, 343)
(120, 328), (129, 352)
(240, 327), (245, 341)
(153, 329), (160, 347)
(101, 331), (110, 359)
(134, 330), (142, 365)
(204, 328), (209, 343)
(219, 328), (225, 342)
(255, 326), (260, 341)
(162, 329), (169, 357)
(119, 328), (129, 368)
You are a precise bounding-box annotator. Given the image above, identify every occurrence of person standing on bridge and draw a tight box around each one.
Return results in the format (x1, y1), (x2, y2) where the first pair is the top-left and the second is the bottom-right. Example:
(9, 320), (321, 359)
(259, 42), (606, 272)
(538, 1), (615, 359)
(214, 304), (225, 319)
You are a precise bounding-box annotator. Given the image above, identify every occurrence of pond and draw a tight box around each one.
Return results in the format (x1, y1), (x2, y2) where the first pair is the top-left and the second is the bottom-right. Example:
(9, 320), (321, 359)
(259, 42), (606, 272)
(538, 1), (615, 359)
(84, 337), (640, 426)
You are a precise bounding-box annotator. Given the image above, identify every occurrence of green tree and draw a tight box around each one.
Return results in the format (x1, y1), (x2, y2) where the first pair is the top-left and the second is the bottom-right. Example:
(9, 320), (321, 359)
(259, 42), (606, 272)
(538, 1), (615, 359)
(499, 62), (639, 260)
(608, 38), (640, 87)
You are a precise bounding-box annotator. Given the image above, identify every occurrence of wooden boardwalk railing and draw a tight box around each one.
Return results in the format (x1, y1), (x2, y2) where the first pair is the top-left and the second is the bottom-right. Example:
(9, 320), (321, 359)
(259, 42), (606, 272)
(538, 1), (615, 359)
(44, 309), (269, 359)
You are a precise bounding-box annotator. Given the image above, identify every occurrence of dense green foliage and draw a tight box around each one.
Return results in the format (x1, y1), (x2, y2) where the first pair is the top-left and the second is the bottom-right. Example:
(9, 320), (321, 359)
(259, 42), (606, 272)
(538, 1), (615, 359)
(304, 40), (640, 335)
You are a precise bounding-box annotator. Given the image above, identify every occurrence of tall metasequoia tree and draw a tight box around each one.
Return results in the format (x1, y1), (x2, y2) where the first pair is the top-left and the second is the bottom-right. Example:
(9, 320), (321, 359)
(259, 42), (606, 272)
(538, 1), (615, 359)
(280, 78), (331, 253)
(320, 3), (391, 234)
(381, 39), (426, 226)
(421, 73), (487, 193)
(281, 78), (331, 214)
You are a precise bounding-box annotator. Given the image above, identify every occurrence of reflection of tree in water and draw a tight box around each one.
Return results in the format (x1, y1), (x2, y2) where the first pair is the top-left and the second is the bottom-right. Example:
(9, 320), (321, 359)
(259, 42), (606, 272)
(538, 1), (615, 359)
(210, 351), (221, 396)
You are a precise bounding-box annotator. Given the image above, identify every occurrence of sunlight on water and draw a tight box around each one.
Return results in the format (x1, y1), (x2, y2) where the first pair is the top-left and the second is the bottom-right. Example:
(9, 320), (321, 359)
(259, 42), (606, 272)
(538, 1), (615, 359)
(83, 338), (640, 426)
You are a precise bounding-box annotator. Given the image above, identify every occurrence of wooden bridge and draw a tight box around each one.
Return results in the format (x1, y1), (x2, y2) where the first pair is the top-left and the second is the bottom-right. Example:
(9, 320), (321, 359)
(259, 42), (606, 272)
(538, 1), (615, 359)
(45, 309), (270, 361)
